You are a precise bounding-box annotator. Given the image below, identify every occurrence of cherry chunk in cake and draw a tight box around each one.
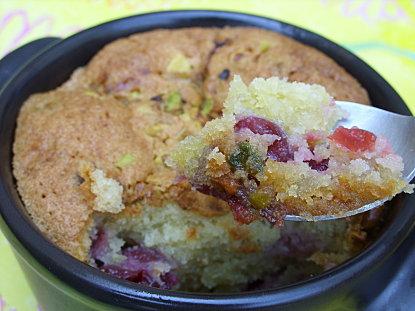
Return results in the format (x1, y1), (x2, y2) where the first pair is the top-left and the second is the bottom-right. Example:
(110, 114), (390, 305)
(171, 76), (412, 225)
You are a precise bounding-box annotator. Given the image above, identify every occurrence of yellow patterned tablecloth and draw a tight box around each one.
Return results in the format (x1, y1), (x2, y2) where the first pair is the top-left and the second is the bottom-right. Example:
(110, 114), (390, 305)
(0, 1), (414, 310)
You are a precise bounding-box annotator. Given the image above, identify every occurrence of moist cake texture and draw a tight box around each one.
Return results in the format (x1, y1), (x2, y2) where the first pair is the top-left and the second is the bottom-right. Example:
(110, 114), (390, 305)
(171, 76), (412, 225)
(13, 27), (383, 291)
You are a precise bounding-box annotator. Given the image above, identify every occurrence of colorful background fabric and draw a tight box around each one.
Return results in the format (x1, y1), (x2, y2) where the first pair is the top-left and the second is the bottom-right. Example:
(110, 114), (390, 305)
(0, 0), (414, 310)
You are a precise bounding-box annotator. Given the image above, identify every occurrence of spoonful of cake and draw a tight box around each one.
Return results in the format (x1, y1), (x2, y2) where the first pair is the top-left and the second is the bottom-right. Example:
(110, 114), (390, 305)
(170, 76), (414, 225)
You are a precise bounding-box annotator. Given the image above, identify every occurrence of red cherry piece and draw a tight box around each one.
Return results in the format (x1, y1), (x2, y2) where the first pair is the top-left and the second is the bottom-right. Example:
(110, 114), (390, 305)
(267, 139), (294, 162)
(329, 126), (376, 152)
(122, 246), (165, 263)
(228, 199), (256, 224)
(100, 265), (147, 282)
(235, 116), (293, 162)
(235, 116), (285, 136)
(99, 245), (178, 289)
(90, 228), (109, 261)
(306, 158), (329, 171)
(259, 206), (286, 227)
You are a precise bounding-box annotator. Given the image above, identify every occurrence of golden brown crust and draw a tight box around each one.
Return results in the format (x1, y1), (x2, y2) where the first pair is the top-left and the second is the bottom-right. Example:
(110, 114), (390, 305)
(13, 90), (153, 259)
(13, 90), (227, 260)
(84, 28), (218, 113)
(14, 27), (372, 260)
(204, 27), (369, 113)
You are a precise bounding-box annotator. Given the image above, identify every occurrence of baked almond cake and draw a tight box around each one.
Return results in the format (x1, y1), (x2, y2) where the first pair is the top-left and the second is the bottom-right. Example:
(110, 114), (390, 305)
(13, 27), (409, 292)
(171, 76), (412, 226)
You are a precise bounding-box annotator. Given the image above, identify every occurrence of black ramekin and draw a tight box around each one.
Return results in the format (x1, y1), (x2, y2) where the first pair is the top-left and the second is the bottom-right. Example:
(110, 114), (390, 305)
(0, 10), (414, 311)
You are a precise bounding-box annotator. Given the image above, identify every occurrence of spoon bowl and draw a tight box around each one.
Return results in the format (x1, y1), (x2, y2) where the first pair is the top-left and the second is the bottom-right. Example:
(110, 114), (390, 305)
(285, 101), (414, 221)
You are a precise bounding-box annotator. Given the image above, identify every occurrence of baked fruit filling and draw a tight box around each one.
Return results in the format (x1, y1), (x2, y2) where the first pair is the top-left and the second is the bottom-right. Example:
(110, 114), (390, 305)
(13, 27), (408, 292)
(171, 76), (412, 225)
(86, 204), (360, 291)
(90, 227), (178, 289)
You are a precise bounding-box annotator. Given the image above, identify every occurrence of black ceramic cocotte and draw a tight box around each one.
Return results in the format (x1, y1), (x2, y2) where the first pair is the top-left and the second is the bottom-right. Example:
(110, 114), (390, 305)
(0, 11), (414, 311)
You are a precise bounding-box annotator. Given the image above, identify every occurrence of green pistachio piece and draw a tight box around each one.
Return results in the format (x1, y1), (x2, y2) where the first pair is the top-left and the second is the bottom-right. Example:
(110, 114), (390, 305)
(259, 41), (270, 53)
(229, 142), (249, 171)
(165, 91), (182, 112)
(145, 124), (163, 137)
(167, 54), (192, 74)
(249, 191), (272, 210)
(228, 141), (264, 174)
(84, 90), (99, 98)
(201, 98), (213, 117)
(129, 90), (141, 100)
(228, 151), (244, 171)
(246, 151), (264, 175)
(116, 153), (136, 168)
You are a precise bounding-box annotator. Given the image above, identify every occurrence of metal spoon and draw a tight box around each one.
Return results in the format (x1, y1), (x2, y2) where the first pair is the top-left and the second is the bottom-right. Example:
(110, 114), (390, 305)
(285, 101), (415, 222)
